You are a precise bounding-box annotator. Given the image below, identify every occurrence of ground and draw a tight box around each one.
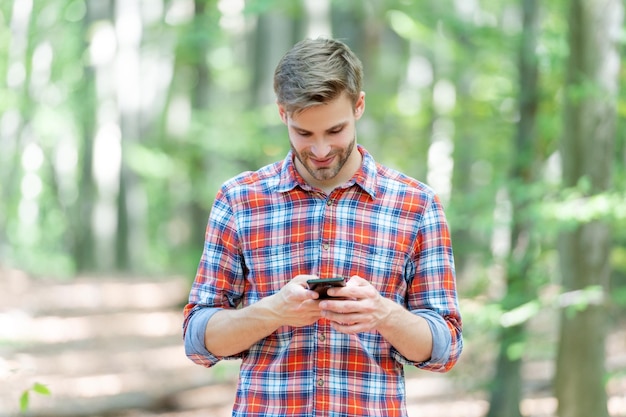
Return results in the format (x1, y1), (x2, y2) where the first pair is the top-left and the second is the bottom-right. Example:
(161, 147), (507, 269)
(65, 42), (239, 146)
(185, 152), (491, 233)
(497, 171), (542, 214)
(1, 267), (624, 417)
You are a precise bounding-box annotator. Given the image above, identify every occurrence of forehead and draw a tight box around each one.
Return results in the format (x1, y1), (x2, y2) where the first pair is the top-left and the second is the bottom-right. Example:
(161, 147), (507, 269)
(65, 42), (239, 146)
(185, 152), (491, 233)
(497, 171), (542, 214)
(288, 93), (353, 130)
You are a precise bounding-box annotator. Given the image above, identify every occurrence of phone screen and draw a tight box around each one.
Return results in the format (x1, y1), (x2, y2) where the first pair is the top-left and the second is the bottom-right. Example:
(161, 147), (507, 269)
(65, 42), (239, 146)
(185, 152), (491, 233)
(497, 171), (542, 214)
(307, 277), (346, 299)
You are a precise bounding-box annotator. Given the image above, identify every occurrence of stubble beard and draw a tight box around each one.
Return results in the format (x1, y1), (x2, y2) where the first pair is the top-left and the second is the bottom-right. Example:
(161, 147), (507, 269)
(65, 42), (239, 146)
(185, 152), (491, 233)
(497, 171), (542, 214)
(292, 136), (356, 183)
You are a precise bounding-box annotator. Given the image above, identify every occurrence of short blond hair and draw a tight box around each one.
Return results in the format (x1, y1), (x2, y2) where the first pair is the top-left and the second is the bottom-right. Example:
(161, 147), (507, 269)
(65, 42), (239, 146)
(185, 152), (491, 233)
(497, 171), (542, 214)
(273, 38), (363, 115)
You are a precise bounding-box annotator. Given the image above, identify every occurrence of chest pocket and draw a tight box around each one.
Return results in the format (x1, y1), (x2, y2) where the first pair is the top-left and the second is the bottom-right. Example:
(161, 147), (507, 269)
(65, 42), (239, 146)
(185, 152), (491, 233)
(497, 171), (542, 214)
(244, 242), (306, 298)
(345, 242), (409, 301)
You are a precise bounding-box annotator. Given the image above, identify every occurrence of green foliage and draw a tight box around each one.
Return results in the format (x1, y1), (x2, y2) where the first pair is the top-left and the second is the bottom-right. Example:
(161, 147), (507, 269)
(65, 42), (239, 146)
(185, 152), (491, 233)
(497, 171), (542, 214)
(244, 0), (303, 17)
(500, 300), (542, 328)
(387, 9), (431, 42)
(559, 285), (605, 318)
(0, 1), (623, 416)
(0, 0), (623, 314)
(19, 383), (51, 414)
(540, 184), (626, 229)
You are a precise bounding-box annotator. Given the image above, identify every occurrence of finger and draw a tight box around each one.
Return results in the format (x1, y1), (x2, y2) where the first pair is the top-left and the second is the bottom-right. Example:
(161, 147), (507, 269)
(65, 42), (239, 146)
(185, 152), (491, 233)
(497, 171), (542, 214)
(326, 285), (362, 300)
(300, 287), (323, 301)
(330, 320), (367, 334)
(286, 283), (320, 302)
(319, 299), (355, 313)
(293, 274), (318, 285)
(346, 275), (368, 286)
(322, 309), (360, 324)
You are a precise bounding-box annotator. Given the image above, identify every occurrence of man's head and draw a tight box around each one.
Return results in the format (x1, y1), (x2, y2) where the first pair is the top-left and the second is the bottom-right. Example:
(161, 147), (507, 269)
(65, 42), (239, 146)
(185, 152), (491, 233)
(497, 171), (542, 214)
(273, 38), (363, 115)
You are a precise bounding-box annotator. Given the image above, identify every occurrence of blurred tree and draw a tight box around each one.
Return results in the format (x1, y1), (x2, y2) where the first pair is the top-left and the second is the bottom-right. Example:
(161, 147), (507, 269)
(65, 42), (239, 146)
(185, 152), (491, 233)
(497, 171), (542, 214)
(1, 1), (625, 413)
(183, 0), (216, 248)
(70, 0), (101, 271)
(555, 1), (623, 417)
(154, 0), (222, 270)
(0, 0), (35, 265)
(486, 1), (540, 416)
(114, 0), (142, 270)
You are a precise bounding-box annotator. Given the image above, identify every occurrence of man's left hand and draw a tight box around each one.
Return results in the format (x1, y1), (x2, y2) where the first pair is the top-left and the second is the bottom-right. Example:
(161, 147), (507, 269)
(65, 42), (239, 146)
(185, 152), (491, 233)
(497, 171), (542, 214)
(318, 275), (393, 334)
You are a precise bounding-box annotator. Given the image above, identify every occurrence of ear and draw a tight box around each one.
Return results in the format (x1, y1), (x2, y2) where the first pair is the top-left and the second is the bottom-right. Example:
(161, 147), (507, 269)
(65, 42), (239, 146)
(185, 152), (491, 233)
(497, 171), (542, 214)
(277, 102), (288, 125)
(354, 92), (366, 120)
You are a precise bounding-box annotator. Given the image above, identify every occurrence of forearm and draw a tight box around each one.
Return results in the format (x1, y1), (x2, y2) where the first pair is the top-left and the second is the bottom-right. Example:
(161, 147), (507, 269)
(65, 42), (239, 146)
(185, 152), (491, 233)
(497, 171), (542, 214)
(376, 298), (433, 363)
(204, 296), (283, 357)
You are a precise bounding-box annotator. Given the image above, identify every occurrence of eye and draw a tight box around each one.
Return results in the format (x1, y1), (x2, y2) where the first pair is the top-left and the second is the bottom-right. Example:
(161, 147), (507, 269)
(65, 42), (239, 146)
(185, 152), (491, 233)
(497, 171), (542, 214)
(329, 128), (343, 135)
(297, 130), (312, 137)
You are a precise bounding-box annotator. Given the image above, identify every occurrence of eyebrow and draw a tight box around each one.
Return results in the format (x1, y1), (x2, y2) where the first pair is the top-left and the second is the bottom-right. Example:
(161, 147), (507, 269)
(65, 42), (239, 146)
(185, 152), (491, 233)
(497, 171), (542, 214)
(291, 121), (348, 134)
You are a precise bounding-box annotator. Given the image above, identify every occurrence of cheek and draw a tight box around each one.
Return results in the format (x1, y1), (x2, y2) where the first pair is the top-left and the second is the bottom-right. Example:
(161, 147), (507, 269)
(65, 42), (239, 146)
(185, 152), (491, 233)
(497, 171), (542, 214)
(336, 130), (356, 148)
(289, 138), (309, 159)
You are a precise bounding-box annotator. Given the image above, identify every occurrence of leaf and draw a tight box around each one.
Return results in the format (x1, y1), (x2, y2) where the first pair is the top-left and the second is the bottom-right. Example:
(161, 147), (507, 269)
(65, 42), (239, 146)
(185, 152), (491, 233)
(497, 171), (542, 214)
(19, 391), (29, 413)
(386, 9), (430, 41)
(500, 300), (541, 328)
(32, 383), (51, 396)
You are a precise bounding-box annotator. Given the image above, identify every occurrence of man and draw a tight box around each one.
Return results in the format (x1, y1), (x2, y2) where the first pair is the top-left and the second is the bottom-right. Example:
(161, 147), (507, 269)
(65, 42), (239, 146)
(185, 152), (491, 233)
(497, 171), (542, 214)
(183, 38), (462, 417)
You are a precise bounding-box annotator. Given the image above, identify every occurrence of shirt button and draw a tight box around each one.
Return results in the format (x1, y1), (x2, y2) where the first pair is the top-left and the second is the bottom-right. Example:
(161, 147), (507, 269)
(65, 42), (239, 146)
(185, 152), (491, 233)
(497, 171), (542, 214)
(318, 333), (326, 342)
(317, 378), (325, 387)
(326, 199), (333, 206)
(322, 243), (330, 250)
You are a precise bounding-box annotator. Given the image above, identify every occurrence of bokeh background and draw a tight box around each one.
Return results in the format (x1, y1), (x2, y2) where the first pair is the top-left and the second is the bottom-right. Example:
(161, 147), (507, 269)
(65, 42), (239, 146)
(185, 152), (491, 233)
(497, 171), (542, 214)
(1, 0), (625, 416)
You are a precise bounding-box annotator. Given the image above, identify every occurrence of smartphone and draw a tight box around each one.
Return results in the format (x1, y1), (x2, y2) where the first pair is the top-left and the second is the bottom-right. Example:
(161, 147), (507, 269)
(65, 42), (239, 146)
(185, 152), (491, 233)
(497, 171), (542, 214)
(307, 277), (346, 299)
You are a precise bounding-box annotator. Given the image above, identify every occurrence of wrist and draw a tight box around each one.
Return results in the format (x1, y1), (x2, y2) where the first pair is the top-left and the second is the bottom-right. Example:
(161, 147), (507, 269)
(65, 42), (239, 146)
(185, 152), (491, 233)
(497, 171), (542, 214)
(249, 294), (284, 330)
(373, 297), (400, 331)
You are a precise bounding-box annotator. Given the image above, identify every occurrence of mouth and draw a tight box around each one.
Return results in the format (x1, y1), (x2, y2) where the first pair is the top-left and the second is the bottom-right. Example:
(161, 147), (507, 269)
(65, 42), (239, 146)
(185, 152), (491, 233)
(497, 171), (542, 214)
(310, 155), (335, 168)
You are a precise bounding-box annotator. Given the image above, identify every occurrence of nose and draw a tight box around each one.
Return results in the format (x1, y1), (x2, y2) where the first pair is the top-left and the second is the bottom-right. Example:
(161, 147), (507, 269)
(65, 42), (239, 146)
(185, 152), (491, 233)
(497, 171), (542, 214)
(310, 138), (331, 158)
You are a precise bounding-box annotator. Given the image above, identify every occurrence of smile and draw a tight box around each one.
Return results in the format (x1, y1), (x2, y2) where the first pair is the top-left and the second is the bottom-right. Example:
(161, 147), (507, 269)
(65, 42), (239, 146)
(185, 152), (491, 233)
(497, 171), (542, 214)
(310, 156), (335, 168)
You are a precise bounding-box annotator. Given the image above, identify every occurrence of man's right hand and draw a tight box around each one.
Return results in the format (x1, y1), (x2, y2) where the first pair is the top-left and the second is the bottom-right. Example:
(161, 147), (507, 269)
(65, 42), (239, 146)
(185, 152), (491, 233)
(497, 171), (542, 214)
(267, 275), (323, 328)
(203, 275), (322, 357)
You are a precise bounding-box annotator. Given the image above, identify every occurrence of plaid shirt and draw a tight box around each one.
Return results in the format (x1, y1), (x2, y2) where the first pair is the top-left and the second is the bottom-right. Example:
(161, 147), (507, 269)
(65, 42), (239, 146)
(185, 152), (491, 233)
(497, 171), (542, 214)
(184, 146), (462, 417)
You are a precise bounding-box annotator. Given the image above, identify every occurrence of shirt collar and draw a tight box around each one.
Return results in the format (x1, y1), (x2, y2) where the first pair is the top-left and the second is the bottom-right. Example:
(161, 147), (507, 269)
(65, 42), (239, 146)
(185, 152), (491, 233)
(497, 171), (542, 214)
(276, 145), (377, 200)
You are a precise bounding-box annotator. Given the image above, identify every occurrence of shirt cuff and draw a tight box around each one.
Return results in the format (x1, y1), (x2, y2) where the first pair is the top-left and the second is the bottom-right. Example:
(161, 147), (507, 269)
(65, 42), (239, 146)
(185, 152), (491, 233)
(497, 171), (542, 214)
(413, 309), (451, 364)
(389, 309), (451, 367)
(184, 307), (222, 366)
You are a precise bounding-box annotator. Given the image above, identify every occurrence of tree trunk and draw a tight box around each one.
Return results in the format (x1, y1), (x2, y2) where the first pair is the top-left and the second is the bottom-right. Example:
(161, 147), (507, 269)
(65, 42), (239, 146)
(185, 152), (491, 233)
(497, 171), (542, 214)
(1, 0), (35, 258)
(71, 0), (106, 272)
(189, 0), (215, 247)
(555, 1), (623, 417)
(449, 35), (478, 278)
(114, 0), (143, 271)
(250, 9), (300, 107)
(486, 1), (540, 416)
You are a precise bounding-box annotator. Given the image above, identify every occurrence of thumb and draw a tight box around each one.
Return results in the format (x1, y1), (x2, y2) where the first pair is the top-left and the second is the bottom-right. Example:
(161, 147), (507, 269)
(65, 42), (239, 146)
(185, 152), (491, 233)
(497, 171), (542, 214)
(346, 275), (368, 286)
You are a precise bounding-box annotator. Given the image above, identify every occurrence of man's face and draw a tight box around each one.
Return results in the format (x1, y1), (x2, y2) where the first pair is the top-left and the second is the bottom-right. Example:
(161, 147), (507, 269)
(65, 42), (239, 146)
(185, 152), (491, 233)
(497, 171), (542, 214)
(279, 92), (365, 192)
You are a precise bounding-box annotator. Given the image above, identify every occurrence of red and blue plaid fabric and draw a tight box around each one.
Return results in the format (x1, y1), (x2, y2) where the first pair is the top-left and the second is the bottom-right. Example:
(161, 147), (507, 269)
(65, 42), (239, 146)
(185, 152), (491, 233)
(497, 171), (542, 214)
(184, 146), (462, 417)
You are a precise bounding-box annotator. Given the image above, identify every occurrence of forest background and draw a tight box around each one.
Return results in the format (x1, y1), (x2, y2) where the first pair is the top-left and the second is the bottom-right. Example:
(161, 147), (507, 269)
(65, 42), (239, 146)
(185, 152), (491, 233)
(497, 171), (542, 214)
(1, 0), (625, 417)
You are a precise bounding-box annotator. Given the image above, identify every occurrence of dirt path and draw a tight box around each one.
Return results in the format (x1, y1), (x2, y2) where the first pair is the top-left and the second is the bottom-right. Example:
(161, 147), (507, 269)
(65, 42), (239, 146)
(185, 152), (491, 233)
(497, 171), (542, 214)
(1, 267), (624, 417)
